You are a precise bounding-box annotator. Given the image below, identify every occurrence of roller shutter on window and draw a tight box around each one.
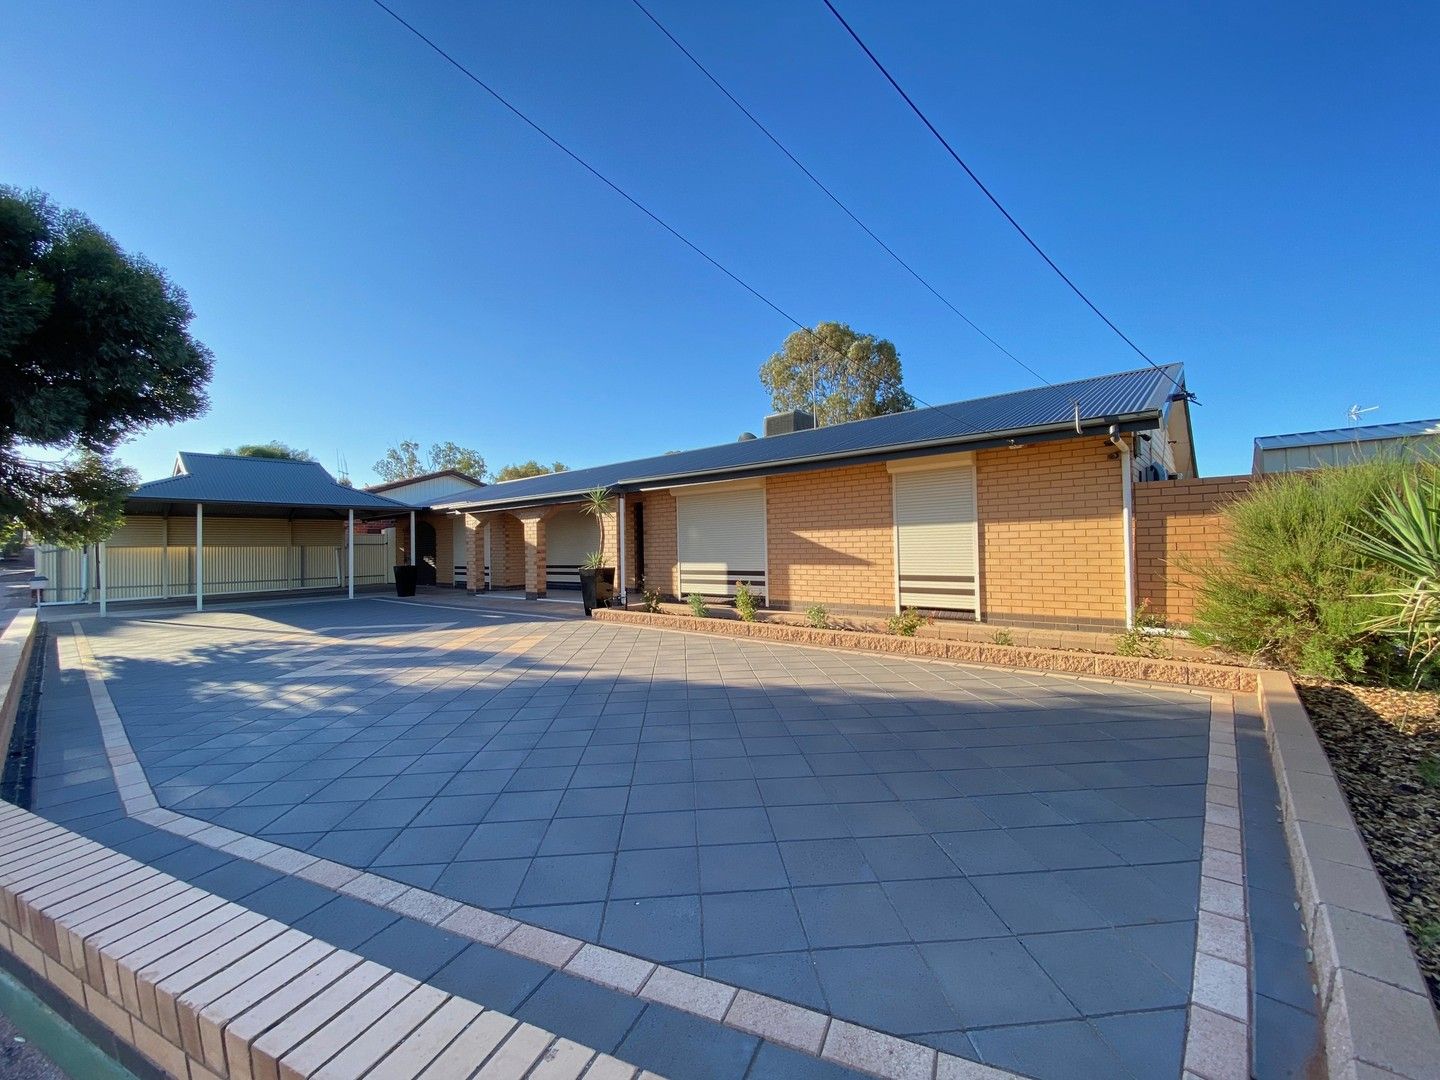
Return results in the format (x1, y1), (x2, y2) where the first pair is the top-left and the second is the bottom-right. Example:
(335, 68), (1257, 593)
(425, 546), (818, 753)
(893, 465), (979, 614)
(545, 506), (599, 590)
(677, 486), (766, 598)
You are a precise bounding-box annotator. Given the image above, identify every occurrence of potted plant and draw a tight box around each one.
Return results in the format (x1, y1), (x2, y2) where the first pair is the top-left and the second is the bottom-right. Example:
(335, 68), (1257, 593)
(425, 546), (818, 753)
(578, 485), (615, 613)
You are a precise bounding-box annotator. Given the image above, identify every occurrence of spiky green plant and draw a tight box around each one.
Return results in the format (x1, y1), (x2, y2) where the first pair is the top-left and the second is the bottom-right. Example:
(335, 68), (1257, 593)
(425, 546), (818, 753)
(1348, 465), (1440, 684)
(579, 486), (614, 567)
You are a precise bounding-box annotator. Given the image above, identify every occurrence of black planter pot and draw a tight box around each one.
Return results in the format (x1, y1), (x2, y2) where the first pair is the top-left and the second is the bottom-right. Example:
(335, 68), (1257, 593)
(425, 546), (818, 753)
(578, 568), (599, 615)
(393, 564), (418, 597)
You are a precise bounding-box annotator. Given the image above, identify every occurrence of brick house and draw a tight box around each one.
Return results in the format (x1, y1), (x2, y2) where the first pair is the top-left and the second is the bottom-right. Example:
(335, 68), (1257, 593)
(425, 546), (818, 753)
(432, 365), (1198, 631)
(364, 470), (484, 588)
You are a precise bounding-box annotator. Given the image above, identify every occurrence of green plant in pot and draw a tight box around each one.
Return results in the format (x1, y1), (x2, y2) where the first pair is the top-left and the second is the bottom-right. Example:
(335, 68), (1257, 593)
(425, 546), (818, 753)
(577, 485), (615, 615)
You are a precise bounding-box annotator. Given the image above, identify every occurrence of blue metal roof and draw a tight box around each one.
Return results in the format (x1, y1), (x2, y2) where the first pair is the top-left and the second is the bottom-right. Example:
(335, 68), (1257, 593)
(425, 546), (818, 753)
(126, 452), (411, 513)
(1254, 418), (1440, 451)
(437, 363), (1185, 512)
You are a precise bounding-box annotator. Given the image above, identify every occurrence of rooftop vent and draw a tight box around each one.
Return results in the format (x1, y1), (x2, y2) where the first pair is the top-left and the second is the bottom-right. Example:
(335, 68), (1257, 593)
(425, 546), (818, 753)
(763, 409), (816, 437)
(738, 432), (758, 442)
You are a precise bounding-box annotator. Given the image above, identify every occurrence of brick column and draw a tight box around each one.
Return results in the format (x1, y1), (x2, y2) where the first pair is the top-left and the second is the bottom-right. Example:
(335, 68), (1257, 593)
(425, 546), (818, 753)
(463, 514), (482, 593)
(517, 509), (547, 599)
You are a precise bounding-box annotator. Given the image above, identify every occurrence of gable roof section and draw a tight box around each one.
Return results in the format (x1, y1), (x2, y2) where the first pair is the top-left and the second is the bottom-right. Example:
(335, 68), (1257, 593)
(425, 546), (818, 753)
(437, 363), (1186, 513)
(126, 452), (410, 513)
(365, 469), (484, 494)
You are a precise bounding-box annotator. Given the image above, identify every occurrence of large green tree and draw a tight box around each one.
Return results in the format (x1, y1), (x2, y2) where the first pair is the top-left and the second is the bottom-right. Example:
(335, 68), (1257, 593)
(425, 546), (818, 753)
(493, 460), (568, 483)
(374, 440), (485, 483)
(759, 321), (913, 427)
(222, 441), (315, 461)
(1, 187), (212, 545)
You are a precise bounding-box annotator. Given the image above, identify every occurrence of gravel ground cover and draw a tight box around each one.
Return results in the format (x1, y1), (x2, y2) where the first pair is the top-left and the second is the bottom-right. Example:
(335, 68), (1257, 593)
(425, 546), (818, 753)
(1297, 679), (1440, 1004)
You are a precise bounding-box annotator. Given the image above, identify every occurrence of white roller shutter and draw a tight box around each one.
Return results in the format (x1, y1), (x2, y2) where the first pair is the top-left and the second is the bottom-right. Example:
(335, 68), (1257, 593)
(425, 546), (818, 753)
(893, 465), (979, 614)
(677, 485), (766, 598)
(545, 506), (599, 590)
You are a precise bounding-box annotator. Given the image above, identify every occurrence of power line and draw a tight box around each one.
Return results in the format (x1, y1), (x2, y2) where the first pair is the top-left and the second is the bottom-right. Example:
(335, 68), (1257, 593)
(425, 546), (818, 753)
(369, 1), (1157, 429)
(820, 0), (1187, 396)
(627, 0), (1050, 387)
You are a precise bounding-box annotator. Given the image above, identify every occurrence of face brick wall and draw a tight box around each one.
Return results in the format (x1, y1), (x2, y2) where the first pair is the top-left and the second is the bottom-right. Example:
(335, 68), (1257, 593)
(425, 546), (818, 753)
(485, 512), (526, 590)
(977, 437), (1127, 629)
(638, 491), (678, 598)
(1133, 475), (1251, 626)
(765, 463), (896, 615)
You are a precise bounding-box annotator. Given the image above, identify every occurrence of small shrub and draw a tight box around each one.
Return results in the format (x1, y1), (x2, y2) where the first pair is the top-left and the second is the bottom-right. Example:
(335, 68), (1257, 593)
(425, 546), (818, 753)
(1189, 459), (1412, 681)
(686, 592), (708, 618)
(1418, 755), (1440, 790)
(734, 581), (758, 622)
(581, 549), (605, 571)
(992, 629), (1015, 647)
(639, 583), (662, 613)
(887, 607), (923, 637)
(1114, 599), (1170, 658)
(806, 604), (830, 629)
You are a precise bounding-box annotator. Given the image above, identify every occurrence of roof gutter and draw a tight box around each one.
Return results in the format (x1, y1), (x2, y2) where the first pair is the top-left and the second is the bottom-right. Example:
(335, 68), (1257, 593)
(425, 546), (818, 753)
(439, 411), (1162, 515)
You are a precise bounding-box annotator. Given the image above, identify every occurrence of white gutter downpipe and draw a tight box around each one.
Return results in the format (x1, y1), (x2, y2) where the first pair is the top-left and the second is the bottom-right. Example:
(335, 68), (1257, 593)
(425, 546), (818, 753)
(1109, 427), (1136, 630)
(347, 509), (355, 600)
(195, 502), (205, 612)
(617, 494), (627, 608)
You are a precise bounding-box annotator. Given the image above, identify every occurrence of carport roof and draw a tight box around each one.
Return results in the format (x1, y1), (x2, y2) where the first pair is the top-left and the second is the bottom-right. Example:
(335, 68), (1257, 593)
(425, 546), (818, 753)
(435, 363), (1189, 513)
(124, 452), (412, 516)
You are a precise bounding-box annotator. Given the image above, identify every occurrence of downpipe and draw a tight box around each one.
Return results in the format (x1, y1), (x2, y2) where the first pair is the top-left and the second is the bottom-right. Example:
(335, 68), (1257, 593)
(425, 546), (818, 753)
(1109, 427), (1136, 630)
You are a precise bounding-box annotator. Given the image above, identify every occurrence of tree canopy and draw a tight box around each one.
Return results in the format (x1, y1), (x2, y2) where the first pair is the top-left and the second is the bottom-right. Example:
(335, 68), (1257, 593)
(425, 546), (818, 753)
(759, 321), (913, 427)
(374, 440), (486, 483)
(0, 186), (213, 545)
(223, 441), (315, 462)
(493, 460), (569, 483)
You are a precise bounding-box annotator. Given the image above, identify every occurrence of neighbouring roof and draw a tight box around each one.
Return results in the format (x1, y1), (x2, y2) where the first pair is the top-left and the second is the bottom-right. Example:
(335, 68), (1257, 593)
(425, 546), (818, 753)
(124, 452), (412, 515)
(436, 363), (1189, 513)
(1253, 418), (1440, 451)
(365, 469), (484, 494)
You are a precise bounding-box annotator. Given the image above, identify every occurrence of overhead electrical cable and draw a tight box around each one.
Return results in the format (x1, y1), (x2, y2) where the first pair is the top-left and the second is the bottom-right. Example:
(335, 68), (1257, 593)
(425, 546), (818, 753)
(820, 0), (1190, 399)
(370, 0), (1160, 429)
(627, 0), (1050, 386)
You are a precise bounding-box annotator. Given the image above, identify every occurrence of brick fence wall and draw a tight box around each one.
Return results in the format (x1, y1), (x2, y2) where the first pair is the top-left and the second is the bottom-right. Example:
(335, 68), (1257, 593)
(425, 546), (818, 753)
(766, 463), (895, 615)
(1133, 475), (1251, 626)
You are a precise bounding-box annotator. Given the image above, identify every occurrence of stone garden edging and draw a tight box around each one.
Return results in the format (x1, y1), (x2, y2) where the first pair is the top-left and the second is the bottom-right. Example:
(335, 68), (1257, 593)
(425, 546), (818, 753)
(591, 608), (1256, 692)
(0, 609), (38, 773)
(1256, 670), (1440, 1080)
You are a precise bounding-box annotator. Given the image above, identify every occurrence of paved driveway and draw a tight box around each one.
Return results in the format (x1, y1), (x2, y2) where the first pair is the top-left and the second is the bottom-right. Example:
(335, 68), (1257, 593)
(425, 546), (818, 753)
(77, 597), (1214, 1078)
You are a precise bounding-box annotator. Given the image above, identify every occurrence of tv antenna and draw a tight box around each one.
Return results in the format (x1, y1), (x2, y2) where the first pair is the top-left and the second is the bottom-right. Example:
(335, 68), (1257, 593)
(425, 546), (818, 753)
(1347, 404), (1379, 426)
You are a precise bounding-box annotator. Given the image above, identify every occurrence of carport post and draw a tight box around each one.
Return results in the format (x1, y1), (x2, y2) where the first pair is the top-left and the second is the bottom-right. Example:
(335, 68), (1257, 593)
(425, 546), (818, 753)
(195, 502), (204, 612)
(98, 540), (107, 617)
(347, 509), (355, 599)
(617, 494), (627, 607)
(409, 511), (416, 566)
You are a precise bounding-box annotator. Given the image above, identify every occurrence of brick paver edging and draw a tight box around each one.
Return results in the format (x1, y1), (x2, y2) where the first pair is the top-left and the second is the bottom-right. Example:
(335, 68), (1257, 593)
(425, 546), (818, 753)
(1256, 671), (1440, 1080)
(590, 610), (1257, 693)
(0, 608), (38, 769)
(0, 800), (648, 1080)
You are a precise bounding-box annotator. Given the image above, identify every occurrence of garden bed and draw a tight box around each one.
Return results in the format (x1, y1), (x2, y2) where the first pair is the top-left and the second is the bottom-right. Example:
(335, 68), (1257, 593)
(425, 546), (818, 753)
(592, 608), (1257, 691)
(1297, 679), (1440, 1005)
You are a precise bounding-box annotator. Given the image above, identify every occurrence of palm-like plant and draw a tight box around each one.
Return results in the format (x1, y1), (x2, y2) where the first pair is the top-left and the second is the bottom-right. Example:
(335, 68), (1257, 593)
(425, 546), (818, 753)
(580, 486), (614, 567)
(1350, 465), (1440, 684)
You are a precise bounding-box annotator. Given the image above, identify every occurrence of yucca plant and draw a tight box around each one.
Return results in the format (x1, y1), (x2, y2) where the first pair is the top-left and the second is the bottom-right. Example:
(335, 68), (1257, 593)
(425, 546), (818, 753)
(1349, 465), (1440, 685)
(580, 486), (614, 566)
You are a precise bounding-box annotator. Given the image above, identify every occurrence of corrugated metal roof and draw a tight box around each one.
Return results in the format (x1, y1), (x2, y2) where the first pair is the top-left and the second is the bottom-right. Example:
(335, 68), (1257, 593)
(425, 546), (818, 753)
(1254, 418), (1440, 451)
(436, 364), (1184, 512)
(126, 452), (411, 512)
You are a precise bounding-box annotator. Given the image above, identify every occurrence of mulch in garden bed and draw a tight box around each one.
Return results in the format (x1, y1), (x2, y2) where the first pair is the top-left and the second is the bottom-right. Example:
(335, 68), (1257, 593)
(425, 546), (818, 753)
(1297, 679), (1440, 1005)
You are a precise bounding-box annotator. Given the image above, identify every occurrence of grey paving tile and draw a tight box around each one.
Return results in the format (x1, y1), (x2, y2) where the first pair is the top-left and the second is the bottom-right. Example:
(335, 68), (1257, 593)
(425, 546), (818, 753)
(921, 938), (1078, 1028)
(431, 941), (551, 1013)
(794, 884), (909, 948)
(617, 1002), (759, 1080)
(880, 878), (1008, 942)
(371, 823), (475, 866)
(515, 852), (615, 905)
(538, 815), (624, 856)
(359, 917), (469, 980)
(307, 827), (401, 866)
(812, 944), (959, 1035)
(1091, 1008), (1187, 1080)
(515, 971), (645, 1054)
(779, 838), (875, 886)
(766, 804), (849, 841)
(747, 1041), (870, 1080)
(601, 895), (703, 961)
(696, 807), (774, 845)
(970, 871), (1109, 933)
(611, 847), (700, 899)
(620, 810), (698, 850)
(969, 1018), (1138, 1080)
(1021, 927), (1190, 1013)
(434, 858), (531, 908)
(702, 890), (808, 957)
(456, 818), (548, 861)
(510, 901), (604, 939)
(700, 843), (790, 892)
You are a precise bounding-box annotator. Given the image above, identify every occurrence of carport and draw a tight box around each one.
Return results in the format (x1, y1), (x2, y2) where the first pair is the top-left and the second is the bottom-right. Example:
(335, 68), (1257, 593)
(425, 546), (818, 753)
(93, 452), (415, 614)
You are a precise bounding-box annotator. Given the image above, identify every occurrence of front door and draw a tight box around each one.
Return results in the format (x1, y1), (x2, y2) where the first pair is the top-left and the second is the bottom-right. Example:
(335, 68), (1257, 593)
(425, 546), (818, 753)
(417, 520), (437, 586)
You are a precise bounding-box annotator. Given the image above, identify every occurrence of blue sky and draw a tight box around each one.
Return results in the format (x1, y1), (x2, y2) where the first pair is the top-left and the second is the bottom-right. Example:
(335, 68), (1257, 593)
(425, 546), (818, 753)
(5, 1), (1436, 482)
